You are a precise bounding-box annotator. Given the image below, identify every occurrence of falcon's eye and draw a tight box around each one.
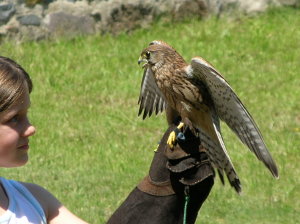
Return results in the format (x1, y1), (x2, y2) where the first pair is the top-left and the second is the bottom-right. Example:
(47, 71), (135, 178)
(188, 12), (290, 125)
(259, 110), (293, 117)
(145, 51), (151, 59)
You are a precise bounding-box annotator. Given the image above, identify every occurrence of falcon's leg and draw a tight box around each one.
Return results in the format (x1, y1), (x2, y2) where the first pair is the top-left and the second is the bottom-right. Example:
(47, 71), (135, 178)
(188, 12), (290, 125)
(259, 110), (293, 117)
(167, 122), (184, 149)
(166, 105), (180, 126)
(182, 117), (198, 136)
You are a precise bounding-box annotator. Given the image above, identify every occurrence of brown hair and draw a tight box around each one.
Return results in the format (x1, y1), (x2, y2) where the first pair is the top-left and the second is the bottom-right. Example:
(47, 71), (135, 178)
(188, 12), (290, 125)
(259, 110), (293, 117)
(0, 56), (33, 112)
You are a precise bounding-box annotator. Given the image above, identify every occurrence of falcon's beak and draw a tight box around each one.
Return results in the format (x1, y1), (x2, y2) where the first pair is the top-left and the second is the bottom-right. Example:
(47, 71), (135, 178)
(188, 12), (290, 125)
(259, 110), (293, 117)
(138, 57), (148, 68)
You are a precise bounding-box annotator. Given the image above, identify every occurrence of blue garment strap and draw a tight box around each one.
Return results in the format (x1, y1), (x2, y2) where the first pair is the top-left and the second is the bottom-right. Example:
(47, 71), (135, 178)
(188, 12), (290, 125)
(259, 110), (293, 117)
(0, 177), (47, 224)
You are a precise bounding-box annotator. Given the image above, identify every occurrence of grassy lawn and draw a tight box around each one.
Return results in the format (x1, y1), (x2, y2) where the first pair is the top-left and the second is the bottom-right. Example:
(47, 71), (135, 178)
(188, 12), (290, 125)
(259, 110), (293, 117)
(1, 7), (299, 224)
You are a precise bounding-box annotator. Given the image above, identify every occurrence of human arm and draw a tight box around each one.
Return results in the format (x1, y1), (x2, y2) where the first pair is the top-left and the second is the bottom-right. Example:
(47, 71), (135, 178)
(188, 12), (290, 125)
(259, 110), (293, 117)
(107, 124), (215, 224)
(22, 182), (88, 224)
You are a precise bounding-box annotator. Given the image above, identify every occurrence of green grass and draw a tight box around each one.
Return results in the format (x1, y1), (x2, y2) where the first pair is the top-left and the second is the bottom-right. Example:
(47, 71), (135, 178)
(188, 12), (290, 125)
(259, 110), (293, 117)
(1, 7), (299, 224)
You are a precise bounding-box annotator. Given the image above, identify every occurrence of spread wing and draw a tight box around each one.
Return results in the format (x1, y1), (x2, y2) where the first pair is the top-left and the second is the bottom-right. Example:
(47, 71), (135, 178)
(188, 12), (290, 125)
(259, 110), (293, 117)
(189, 57), (279, 178)
(138, 67), (166, 119)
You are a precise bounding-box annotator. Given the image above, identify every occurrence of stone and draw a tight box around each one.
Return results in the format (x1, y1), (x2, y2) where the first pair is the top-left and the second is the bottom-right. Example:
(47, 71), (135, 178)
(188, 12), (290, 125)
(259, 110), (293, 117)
(15, 3), (44, 18)
(44, 12), (95, 37)
(18, 25), (48, 41)
(0, 0), (299, 42)
(173, 0), (208, 20)
(18, 14), (41, 26)
(5, 17), (20, 33)
(275, 0), (300, 7)
(0, 3), (16, 25)
(46, 0), (92, 16)
(96, 0), (155, 34)
(239, 0), (269, 14)
(0, 25), (7, 36)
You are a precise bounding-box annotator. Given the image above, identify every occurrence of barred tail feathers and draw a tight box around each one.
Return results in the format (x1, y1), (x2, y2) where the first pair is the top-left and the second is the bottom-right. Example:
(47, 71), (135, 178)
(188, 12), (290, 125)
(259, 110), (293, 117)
(197, 127), (242, 194)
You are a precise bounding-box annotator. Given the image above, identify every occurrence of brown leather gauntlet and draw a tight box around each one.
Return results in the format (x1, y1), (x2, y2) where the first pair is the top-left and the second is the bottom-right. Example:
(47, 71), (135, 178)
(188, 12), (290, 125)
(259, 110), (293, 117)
(107, 125), (214, 224)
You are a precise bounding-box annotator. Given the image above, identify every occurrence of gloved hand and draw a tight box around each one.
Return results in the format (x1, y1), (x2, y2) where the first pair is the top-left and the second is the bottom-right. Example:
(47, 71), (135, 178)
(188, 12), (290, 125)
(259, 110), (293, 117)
(107, 124), (214, 224)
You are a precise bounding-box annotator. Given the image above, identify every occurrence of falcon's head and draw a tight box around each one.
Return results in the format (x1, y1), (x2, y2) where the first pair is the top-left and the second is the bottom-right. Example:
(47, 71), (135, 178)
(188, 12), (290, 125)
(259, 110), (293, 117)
(138, 40), (186, 70)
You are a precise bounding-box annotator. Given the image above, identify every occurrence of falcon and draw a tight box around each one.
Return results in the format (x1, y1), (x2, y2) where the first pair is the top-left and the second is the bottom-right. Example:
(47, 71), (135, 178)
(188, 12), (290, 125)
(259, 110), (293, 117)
(137, 40), (278, 193)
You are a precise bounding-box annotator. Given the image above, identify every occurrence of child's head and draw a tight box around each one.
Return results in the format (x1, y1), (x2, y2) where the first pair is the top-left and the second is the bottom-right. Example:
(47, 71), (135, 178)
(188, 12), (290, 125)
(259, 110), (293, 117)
(0, 56), (32, 112)
(0, 56), (35, 167)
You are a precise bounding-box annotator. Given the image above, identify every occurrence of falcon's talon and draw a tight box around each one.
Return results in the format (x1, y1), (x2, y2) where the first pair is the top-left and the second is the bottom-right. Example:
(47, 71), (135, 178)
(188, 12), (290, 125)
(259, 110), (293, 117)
(167, 131), (176, 149)
(167, 122), (185, 148)
(177, 122), (184, 130)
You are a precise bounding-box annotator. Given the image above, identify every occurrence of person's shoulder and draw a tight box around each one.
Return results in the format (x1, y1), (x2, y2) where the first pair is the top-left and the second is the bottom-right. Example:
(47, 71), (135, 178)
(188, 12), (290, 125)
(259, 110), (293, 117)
(19, 181), (62, 220)
(18, 181), (88, 223)
(20, 182), (49, 195)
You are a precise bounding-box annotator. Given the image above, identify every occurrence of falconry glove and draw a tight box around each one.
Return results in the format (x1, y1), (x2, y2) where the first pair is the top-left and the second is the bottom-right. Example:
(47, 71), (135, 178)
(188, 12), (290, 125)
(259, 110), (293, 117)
(107, 124), (214, 224)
